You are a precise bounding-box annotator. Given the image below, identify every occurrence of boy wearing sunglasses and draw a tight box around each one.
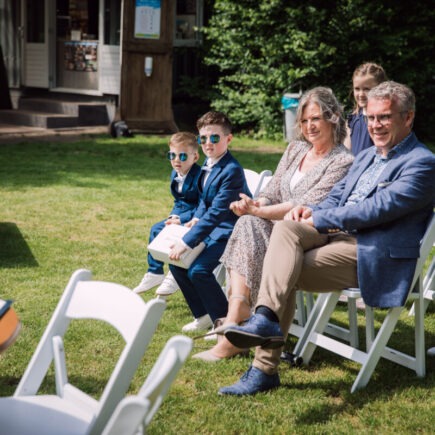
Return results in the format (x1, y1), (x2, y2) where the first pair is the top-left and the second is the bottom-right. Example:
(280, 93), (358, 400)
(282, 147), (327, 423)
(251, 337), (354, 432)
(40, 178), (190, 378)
(168, 111), (251, 333)
(133, 132), (201, 295)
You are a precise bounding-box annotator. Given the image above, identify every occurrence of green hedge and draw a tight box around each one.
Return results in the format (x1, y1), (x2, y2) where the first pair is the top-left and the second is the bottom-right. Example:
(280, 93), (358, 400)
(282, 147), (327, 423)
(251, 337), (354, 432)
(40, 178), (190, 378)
(201, 0), (435, 141)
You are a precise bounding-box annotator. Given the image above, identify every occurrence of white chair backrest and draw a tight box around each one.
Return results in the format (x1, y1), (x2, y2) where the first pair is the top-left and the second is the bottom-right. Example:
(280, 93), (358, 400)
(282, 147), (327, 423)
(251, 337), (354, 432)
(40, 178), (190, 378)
(410, 213), (435, 292)
(102, 335), (192, 435)
(258, 171), (273, 194)
(243, 168), (273, 198)
(13, 269), (166, 435)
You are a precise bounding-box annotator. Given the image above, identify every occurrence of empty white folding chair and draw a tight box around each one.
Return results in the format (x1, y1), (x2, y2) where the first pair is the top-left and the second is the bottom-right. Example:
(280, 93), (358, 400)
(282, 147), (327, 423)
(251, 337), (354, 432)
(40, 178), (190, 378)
(409, 248), (434, 316)
(293, 214), (435, 393)
(243, 168), (273, 198)
(0, 269), (166, 435)
(102, 335), (192, 435)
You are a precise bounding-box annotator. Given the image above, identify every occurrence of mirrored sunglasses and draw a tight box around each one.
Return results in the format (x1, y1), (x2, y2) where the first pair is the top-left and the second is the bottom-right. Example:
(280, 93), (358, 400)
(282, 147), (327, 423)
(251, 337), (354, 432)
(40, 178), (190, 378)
(167, 151), (189, 162)
(197, 134), (221, 145)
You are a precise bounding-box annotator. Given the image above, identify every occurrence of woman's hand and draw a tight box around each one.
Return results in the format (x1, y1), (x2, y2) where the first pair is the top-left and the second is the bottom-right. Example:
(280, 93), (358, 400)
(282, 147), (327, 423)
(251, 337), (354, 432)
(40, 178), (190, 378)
(230, 193), (261, 217)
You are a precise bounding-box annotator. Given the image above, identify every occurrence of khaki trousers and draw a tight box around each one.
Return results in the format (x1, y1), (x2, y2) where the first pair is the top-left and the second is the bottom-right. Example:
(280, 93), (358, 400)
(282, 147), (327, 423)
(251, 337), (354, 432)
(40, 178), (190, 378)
(254, 220), (358, 374)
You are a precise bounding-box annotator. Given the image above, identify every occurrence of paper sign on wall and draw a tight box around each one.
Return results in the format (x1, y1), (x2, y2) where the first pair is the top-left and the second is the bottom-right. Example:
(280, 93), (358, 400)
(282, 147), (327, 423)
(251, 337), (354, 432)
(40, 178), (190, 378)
(134, 0), (161, 39)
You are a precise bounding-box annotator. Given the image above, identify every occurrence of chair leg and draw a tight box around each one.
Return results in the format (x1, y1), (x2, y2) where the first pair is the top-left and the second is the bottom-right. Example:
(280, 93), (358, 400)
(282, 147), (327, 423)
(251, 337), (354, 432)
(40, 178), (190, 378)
(294, 291), (307, 326)
(351, 307), (402, 393)
(365, 306), (375, 350)
(294, 292), (340, 363)
(414, 295), (426, 377)
(347, 296), (359, 348)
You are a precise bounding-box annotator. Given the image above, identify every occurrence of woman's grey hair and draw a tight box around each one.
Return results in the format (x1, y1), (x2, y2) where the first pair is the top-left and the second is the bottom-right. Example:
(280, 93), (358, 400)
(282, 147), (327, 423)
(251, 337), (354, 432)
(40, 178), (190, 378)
(367, 81), (415, 113)
(293, 86), (346, 146)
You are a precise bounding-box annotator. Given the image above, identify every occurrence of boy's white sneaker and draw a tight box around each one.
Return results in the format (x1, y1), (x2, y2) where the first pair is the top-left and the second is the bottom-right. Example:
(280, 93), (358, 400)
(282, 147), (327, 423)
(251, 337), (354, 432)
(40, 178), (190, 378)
(182, 314), (213, 333)
(155, 272), (180, 296)
(133, 272), (164, 294)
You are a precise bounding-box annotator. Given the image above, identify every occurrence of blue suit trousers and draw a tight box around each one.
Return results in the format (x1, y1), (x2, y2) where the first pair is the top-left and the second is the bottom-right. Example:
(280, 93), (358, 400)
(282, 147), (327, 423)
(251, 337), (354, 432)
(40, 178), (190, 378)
(170, 239), (229, 322)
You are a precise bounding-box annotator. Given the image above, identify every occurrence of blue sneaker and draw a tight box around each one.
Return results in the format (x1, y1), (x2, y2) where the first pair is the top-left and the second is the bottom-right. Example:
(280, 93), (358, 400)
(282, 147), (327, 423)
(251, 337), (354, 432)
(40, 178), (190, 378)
(218, 365), (280, 395)
(224, 313), (284, 349)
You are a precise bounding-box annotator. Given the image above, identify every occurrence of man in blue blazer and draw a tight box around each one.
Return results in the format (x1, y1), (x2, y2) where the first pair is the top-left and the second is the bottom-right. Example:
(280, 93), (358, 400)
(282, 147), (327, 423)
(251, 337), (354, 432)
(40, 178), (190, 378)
(169, 112), (251, 332)
(219, 82), (435, 395)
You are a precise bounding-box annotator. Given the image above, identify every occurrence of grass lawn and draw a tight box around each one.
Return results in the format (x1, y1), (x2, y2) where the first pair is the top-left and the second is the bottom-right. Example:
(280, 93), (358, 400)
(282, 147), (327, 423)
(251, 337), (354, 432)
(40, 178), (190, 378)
(0, 134), (434, 434)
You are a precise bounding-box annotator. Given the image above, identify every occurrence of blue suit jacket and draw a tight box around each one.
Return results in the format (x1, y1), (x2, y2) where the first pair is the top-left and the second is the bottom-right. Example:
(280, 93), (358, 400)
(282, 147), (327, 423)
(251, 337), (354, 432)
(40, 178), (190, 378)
(182, 151), (251, 248)
(312, 133), (435, 307)
(169, 164), (201, 224)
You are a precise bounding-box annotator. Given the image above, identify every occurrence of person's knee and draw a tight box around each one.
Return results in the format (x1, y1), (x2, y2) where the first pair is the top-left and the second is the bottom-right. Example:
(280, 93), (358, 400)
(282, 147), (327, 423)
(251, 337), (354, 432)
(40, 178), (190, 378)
(188, 265), (213, 283)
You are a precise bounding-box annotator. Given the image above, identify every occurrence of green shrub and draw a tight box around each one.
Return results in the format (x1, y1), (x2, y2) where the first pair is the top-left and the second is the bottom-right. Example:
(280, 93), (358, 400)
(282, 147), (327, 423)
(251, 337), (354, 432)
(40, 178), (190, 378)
(203, 0), (435, 141)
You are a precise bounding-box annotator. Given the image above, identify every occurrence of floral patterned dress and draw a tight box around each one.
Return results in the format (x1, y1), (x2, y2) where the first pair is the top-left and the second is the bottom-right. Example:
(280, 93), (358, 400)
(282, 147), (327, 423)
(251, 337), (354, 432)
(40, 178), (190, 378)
(220, 140), (354, 306)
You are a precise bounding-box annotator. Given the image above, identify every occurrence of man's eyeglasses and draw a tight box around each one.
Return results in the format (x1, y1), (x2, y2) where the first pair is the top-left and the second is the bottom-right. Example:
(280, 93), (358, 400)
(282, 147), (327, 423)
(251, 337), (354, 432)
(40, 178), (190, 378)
(197, 134), (221, 145)
(167, 152), (191, 162)
(364, 111), (407, 126)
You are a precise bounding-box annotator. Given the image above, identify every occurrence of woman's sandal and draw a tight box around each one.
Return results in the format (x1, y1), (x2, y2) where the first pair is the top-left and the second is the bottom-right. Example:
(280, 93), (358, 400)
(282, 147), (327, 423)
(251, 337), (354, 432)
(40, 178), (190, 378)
(193, 295), (251, 340)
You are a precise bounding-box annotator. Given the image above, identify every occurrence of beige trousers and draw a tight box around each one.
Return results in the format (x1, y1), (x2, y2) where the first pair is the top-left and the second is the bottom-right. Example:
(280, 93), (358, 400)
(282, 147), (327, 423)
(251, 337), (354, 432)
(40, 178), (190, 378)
(254, 220), (358, 374)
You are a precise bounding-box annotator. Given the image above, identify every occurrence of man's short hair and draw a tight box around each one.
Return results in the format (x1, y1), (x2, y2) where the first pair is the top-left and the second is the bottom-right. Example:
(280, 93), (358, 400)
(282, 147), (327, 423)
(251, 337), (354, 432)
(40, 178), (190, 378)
(368, 81), (416, 113)
(196, 111), (233, 135)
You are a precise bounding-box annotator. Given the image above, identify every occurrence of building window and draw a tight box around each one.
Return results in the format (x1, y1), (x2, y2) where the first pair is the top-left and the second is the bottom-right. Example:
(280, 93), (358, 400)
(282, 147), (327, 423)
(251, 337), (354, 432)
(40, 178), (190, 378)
(174, 0), (203, 47)
(104, 0), (121, 45)
(26, 0), (45, 43)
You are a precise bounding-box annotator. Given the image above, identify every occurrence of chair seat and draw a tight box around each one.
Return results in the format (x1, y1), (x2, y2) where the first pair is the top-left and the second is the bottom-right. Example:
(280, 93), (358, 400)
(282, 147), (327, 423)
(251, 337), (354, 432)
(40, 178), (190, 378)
(0, 396), (94, 435)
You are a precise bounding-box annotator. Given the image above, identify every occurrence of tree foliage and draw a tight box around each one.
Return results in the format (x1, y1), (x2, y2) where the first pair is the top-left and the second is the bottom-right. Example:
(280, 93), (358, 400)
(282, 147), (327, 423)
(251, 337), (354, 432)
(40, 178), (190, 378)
(202, 0), (435, 140)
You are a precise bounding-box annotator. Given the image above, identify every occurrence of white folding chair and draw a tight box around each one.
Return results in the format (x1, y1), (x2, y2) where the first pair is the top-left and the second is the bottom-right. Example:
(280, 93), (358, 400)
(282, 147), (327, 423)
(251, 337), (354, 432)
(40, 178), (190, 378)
(0, 269), (166, 435)
(293, 214), (435, 393)
(102, 335), (192, 435)
(409, 246), (434, 316)
(290, 289), (360, 348)
(243, 168), (273, 198)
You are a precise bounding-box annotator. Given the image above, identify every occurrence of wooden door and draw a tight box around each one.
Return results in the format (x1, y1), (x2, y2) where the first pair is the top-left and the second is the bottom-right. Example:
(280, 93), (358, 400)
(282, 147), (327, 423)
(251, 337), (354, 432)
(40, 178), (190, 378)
(120, 0), (177, 133)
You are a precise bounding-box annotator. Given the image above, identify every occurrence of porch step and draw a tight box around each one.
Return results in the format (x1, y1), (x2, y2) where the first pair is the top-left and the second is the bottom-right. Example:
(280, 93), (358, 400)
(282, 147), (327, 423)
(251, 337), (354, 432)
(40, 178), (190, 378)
(0, 109), (79, 129)
(0, 97), (112, 129)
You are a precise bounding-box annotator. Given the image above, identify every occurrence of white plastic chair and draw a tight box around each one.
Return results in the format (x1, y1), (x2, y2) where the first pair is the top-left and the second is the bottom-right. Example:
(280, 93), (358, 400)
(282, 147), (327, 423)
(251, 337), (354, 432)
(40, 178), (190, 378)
(290, 289), (360, 348)
(293, 214), (435, 393)
(409, 243), (434, 316)
(243, 168), (273, 198)
(0, 269), (166, 435)
(102, 335), (192, 435)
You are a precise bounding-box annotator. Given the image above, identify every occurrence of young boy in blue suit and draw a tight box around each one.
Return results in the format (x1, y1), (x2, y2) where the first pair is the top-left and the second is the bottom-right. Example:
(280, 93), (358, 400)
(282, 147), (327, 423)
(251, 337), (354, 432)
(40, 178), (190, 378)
(133, 132), (201, 295)
(168, 111), (251, 332)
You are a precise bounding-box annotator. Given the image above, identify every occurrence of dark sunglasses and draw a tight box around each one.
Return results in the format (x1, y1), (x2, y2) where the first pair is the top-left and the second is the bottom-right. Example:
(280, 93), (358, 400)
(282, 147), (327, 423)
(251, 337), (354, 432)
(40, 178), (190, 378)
(197, 134), (221, 145)
(167, 151), (190, 162)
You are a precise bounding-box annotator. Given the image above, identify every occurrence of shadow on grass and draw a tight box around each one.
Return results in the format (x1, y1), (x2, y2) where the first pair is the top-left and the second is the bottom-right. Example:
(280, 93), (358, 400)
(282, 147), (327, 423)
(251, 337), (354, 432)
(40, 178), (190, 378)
(279, 309), (435, 426)
(0, 138), (284, 188)
(0, 223), (38, 267)
(0, 375), (21, 396)
(283, 366), (435, 426)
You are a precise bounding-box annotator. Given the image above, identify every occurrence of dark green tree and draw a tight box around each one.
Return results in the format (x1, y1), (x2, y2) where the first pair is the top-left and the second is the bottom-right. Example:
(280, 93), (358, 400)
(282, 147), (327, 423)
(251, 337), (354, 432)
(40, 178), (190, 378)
(203, 0), (435, 140)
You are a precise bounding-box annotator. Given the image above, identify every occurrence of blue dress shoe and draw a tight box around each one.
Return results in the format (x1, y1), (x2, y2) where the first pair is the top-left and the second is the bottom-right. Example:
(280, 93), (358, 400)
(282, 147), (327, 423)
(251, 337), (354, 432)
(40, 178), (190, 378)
(218, 365), (280, 395)
(224, 313), (285, 349)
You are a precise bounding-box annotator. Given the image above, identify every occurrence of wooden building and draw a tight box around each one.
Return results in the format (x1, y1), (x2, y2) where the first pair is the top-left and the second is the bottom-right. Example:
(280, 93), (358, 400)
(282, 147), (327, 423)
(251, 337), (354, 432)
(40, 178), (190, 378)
(0, 0), (206, 132)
